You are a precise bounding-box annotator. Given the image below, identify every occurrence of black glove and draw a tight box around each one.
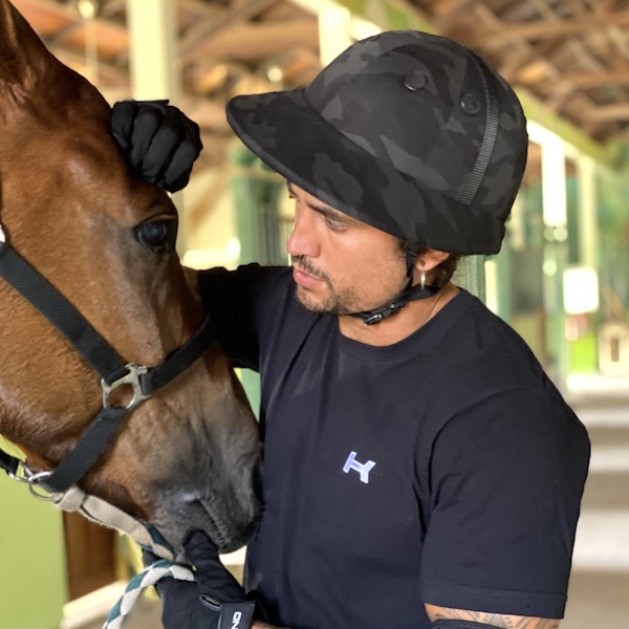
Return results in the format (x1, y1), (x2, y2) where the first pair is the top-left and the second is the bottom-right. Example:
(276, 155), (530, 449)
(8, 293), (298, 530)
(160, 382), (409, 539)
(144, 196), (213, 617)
(144, 529), (257, 629)
(111, 100), (203, 192)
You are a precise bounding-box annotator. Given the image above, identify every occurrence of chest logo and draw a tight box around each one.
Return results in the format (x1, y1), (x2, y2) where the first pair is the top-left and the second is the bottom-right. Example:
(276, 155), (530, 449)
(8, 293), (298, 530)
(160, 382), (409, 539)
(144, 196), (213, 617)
(343, 451), (376, 484)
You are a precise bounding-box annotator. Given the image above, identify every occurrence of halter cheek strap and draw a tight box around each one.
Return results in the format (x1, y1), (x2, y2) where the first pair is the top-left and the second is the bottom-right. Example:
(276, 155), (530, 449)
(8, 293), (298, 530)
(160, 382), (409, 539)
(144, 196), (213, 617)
(0, 226), (216, 493)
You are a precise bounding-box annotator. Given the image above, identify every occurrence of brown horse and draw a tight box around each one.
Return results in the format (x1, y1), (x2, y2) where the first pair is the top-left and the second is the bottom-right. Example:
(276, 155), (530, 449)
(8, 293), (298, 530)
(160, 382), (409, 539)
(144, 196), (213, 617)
(0, 0), (260, 554)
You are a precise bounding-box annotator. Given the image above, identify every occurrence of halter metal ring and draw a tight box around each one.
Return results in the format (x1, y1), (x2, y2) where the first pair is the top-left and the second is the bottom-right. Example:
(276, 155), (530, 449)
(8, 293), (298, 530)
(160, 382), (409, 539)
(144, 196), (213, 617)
(101, 363), (150, 410)
(28, 471), (55, 501)
(10, 464), (54, 501)
(0, 223), (5, 244)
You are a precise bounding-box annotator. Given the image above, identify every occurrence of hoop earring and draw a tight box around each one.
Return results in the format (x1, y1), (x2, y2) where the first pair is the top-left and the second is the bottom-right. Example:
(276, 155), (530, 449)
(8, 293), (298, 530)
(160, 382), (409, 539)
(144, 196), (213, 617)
(420, 270), (427, 290)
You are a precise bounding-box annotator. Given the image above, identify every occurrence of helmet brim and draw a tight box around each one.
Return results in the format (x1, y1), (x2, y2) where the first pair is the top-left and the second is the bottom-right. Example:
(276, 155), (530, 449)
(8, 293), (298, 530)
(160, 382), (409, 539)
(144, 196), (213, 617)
(227, 88), (508, 255)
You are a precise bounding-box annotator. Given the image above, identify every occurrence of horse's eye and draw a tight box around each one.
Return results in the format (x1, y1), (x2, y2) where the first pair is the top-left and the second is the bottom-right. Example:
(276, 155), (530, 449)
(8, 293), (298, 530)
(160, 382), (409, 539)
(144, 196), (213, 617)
(135, 217), (178, 253)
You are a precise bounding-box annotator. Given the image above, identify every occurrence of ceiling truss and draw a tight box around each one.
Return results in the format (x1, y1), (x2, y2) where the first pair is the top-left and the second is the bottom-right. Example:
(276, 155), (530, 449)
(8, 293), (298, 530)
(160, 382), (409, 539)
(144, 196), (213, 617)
(9, 0), (629, 174)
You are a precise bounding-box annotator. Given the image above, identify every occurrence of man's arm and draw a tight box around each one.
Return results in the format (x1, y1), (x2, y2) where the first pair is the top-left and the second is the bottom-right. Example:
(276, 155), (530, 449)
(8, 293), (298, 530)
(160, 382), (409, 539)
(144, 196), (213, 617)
(425, 604), (560, 628)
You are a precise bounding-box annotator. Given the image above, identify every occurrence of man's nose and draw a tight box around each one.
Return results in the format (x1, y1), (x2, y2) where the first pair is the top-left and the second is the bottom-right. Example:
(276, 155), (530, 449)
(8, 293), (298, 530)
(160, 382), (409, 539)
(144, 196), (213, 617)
(286, 207), (318, 259)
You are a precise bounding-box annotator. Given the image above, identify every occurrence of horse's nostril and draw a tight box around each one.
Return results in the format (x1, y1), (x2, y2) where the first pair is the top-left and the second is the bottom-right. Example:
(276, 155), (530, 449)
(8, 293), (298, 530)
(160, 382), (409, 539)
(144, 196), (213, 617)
(180, 490), (203, 505)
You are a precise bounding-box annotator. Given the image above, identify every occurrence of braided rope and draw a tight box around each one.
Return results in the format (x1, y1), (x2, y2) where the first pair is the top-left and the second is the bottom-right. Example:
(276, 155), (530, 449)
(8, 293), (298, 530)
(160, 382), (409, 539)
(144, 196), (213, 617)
(102, 559), (195, 629)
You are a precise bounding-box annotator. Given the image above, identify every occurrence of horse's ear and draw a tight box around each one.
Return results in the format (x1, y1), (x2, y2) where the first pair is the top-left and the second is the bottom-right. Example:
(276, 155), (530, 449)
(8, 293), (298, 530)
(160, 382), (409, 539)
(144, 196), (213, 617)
(0, 0), (60, 90)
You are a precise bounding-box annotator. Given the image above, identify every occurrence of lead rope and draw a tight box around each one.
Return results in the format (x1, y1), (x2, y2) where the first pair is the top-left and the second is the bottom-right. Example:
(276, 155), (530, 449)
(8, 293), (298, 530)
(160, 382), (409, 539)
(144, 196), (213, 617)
(1, 454), (198, 629)
(102, 558), (195, 629)
(45, 484), (196, 629)
(99, 520), (196, 628)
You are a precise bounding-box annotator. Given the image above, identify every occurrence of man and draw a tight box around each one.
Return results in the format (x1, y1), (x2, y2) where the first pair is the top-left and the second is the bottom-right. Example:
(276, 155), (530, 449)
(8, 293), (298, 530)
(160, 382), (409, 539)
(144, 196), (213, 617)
(113, 30), (590, 629)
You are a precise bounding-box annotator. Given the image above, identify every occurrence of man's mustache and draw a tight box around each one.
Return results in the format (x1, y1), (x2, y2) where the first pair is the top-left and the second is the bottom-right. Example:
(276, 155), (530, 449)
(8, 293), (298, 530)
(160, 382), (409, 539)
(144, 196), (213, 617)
(291, 255), (329, 283)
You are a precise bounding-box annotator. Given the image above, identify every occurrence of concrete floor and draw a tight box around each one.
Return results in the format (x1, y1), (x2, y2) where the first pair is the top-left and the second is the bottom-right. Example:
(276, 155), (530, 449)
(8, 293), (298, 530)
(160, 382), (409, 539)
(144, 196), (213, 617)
(69, 376), (629, 629)
(561, 379), (629, 629)
(563, 571), (629, 628)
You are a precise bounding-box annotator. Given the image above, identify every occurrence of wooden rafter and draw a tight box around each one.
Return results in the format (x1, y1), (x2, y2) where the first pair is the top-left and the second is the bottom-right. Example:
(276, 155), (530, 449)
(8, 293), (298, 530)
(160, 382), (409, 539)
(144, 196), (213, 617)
(6, 0), (629, 152)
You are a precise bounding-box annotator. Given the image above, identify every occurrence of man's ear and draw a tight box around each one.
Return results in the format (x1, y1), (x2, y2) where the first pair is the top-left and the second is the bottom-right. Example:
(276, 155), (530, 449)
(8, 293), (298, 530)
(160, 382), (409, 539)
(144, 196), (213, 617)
(414, 248), (450, 273)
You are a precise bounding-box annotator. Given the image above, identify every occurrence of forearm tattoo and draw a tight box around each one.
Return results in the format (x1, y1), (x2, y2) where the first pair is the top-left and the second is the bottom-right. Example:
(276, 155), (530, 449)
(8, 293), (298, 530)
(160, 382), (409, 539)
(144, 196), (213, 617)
(428, 607), (560, 629)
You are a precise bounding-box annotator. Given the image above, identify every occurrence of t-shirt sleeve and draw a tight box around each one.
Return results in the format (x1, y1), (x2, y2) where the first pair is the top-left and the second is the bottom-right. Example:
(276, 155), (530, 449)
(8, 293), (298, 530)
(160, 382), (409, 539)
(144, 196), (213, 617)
(420, 387), (590, 618)
(196, 264), (286, 370)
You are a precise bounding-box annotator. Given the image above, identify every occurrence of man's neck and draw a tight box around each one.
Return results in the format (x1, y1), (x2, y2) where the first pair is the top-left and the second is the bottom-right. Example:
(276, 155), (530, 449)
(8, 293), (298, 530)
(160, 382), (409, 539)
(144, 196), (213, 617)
(338, 282), (460, 346)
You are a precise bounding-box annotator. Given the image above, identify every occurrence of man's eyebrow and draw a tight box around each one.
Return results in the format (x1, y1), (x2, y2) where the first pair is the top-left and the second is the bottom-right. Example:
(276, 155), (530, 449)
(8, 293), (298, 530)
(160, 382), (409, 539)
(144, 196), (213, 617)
(287, 182), (347, 219)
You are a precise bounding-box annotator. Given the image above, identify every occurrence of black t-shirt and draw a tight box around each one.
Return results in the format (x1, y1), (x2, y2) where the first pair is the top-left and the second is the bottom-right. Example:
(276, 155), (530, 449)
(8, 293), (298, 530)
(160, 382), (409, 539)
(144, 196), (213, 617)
(198, 264), (590, 629)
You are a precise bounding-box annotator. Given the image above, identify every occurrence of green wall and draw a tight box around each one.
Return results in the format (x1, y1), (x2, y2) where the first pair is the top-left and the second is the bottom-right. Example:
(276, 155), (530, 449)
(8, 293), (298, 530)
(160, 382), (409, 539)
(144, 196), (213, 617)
(0, 471), (67, 628)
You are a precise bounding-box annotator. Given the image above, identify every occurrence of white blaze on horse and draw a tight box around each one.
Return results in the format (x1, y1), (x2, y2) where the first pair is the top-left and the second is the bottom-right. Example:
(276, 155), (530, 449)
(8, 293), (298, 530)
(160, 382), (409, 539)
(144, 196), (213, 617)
(0, 0), (260, 555)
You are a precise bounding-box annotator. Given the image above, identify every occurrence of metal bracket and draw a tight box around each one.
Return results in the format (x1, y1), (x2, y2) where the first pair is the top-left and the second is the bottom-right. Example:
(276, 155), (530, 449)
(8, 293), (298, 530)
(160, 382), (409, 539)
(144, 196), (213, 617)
(101, 363), (150, 410)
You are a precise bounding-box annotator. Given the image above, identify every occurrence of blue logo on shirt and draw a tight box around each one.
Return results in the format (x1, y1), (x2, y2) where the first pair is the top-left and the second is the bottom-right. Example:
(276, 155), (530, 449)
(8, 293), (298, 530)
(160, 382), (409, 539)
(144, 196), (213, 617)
(343, 451), (376, 484)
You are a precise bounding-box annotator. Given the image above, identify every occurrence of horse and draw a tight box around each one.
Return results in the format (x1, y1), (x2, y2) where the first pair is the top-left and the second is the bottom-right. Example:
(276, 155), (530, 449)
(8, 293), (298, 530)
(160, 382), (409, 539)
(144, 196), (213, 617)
(0, 0), (260, 556)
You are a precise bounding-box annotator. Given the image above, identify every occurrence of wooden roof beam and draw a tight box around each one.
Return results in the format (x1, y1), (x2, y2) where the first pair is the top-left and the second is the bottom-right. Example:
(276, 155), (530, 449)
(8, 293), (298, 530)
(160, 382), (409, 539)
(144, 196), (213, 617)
(588, 102), (629, 123)
(53, 47), (128, 85)
(180, 0), (282, 56)
(555, 69), (629, 90)
(471, 11), (629, 46)
(191, 18), (319, 61)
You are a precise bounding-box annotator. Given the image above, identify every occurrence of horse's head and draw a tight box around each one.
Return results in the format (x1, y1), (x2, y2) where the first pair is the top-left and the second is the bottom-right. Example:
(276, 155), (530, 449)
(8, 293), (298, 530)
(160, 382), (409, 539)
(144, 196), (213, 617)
(0, 0), (260, 553)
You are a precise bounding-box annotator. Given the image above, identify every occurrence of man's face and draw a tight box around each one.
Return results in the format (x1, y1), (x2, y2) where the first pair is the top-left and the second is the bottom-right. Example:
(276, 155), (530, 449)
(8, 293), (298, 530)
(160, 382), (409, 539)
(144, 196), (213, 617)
(286, 183), (408, 315)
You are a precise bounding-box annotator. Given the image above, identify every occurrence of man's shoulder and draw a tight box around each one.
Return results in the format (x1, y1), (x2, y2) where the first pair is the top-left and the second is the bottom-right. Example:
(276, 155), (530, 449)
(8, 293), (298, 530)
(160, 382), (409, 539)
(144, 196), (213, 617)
(199, 263), (290, 289)
(197, 264), (293, 311)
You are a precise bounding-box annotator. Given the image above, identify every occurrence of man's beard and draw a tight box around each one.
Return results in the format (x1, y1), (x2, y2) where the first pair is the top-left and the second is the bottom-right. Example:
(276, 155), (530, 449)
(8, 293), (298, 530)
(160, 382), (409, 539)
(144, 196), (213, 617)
(291, 255), (346, 314)
(291, 255), (408, 316)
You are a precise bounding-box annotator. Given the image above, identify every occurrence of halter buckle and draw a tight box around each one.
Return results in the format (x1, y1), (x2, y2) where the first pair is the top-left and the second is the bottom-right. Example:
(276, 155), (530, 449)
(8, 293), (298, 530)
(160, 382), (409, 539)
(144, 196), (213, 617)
(0, 223), (5, 244)
(101, 363), (150, 410)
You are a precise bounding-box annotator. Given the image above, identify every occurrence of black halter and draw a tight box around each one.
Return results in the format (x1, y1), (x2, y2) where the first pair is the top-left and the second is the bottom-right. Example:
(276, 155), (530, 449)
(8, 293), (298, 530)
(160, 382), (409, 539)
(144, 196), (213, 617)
(0, 223), (216, 494)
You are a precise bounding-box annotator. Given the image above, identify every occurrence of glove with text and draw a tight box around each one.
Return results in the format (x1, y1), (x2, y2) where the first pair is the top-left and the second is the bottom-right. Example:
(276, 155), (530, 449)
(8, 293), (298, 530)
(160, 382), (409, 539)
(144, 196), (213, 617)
(111, 100), (203, 192)
(144, 529), (257, 629)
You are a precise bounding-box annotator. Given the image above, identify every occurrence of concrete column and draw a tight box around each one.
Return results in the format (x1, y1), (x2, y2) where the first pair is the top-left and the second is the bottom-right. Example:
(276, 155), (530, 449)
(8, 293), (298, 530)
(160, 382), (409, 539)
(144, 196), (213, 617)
(318, 5), (353, 64)
(531, 124), (569, 391)
(455, 256), (486, 301)
(577, 155), (598, 268)
(125, 0), (187, 244)
(126, 0), (179, 100)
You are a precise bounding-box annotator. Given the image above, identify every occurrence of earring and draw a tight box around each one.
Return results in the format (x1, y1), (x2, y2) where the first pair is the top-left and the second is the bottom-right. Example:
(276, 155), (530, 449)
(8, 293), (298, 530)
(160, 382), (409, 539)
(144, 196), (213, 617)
(420, 270), (427, 290)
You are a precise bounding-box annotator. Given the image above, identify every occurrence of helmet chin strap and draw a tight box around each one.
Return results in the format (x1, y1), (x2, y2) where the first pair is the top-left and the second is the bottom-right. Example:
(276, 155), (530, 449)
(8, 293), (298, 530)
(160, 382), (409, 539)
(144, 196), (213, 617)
(351, 249), (441, 326)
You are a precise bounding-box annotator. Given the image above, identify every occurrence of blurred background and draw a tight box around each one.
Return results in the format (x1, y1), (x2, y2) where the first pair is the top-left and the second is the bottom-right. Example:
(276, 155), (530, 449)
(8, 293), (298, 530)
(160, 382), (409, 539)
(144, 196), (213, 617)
(0, 0), (627, 627)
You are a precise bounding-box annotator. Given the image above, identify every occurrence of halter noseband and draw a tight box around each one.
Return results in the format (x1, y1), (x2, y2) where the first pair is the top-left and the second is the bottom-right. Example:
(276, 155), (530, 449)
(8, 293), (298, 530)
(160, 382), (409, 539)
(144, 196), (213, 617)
(0, 222), (216, 494)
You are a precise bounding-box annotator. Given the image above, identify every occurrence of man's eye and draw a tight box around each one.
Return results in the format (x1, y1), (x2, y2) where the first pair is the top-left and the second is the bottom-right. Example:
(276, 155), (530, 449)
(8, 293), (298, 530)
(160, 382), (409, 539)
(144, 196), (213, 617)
(324, 215), (345, 231)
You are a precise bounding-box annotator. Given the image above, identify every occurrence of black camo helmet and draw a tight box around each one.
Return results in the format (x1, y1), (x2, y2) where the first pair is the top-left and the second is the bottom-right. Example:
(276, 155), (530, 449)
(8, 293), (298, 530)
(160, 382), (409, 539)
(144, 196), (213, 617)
(227, 30), (528, 255)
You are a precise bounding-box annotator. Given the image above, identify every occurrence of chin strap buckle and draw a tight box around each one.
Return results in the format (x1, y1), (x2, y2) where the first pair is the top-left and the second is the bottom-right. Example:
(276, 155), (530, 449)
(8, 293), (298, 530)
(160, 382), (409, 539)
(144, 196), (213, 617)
(362, 302), (405, 325)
